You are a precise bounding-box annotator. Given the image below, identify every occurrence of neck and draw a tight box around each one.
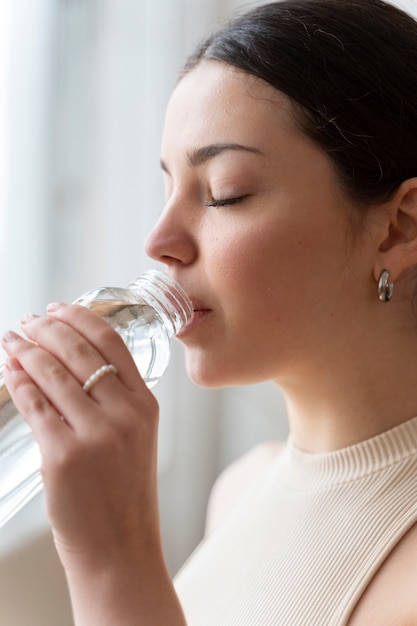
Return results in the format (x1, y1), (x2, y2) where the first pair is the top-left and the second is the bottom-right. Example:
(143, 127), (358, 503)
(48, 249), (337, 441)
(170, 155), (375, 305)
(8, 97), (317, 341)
(279, 310), (417, 454)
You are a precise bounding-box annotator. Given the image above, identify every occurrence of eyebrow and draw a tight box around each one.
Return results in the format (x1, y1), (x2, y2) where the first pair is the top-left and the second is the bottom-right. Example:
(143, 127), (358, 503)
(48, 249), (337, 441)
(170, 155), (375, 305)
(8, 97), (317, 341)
(160, 142), (264, 173)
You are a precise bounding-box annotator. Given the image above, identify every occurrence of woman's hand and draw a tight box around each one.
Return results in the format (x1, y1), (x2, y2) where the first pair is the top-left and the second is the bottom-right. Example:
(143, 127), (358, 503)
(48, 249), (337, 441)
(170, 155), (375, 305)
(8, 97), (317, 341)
(1, 303), (187, 625)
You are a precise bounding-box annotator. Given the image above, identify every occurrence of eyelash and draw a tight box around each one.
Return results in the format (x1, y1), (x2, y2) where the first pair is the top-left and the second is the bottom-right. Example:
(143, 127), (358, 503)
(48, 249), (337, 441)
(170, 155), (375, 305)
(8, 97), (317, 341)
(206, 195), (249, 208)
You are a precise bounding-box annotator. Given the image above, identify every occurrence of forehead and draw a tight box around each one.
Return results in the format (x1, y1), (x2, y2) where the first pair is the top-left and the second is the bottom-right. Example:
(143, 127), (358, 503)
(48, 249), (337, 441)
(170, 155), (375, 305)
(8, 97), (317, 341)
(162, 60), (298, 155)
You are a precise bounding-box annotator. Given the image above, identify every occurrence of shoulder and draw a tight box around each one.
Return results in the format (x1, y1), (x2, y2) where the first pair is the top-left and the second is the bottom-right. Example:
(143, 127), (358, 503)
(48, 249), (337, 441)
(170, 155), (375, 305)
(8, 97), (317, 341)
(205, 440), (284, 536)
(349, 521), (417, 625)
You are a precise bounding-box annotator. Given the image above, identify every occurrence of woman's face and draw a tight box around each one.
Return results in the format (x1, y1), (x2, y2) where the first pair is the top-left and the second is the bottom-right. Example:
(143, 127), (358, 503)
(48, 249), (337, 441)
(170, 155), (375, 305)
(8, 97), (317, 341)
(145, 61), (375, 388)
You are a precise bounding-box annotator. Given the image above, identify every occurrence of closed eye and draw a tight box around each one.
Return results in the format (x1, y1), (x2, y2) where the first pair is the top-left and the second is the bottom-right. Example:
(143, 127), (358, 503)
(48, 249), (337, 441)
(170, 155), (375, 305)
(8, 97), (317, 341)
(206, 195), (249, 208)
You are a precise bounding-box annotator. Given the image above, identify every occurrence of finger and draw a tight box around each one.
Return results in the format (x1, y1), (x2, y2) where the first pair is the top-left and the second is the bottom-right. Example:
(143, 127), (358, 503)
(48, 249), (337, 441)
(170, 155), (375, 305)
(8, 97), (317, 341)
(2, 356), (72, 449)
(31, 304), (145, 391)
(1, 331), (118, 427)
(18, 313), (118, 396)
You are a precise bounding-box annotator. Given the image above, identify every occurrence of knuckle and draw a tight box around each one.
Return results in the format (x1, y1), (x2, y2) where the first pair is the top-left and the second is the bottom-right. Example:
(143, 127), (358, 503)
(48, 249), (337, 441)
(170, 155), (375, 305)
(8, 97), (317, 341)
(108, 396), (159, 440)
(142, 392), (160, 419)
(8, 375), (47, 412)
(36, 315), (56, 334)
(128, 397), (160, 437)
(5, 372), (51, 418)
(71, 339), (96, 360)
(46, 362), (70, 385)
(30, 394), (51, 415)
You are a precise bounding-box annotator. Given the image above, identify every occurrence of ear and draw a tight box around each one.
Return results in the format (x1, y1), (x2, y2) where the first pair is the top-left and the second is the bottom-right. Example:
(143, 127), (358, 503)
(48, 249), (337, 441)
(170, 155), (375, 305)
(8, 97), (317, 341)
(373, 177), (417, 283)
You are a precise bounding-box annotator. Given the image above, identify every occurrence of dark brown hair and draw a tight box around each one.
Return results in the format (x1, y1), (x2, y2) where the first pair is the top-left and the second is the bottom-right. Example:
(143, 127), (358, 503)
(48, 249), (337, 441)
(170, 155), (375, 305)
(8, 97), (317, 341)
(184, 0), (417, 205)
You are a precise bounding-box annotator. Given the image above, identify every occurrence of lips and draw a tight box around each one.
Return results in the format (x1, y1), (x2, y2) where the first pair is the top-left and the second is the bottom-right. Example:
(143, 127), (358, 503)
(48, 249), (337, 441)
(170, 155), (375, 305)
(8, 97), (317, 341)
(176, 297), (212, 337)
(191, 308), (210, 321)
(191, 297), (211, 312)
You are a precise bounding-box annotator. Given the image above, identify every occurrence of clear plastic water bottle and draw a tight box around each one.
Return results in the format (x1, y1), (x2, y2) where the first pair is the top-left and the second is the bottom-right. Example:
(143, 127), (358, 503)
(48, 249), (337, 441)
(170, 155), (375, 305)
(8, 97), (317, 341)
(0, 270), (193, 529)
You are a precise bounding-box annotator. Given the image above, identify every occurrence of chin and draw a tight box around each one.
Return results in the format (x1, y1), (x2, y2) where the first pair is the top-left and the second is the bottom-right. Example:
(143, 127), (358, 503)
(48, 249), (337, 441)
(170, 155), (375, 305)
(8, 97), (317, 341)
(185, 355), (230, 388)
(187, 367), (230, 389)
(185, 354), (259, 389)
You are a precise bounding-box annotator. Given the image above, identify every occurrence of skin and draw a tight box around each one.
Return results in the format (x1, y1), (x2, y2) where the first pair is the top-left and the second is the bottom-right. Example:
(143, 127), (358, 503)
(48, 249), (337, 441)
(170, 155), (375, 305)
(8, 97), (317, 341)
(3, 59), (417, 623)
(146, 60), (417, 452)
(2, 307), (186, 625)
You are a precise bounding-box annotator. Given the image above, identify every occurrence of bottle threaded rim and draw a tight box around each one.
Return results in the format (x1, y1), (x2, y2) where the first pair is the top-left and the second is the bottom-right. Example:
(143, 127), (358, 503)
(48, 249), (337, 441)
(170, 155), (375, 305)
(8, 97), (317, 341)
(128, 270), (193, 336)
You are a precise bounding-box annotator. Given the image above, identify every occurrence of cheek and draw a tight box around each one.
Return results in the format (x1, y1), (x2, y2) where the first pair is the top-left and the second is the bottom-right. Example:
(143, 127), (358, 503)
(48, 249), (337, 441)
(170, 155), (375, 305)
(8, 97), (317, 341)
(207, 223), (288, 292)
(207, 231), (269, 303)
(207, 227), (285, 328)
(203, 208), (345, 325)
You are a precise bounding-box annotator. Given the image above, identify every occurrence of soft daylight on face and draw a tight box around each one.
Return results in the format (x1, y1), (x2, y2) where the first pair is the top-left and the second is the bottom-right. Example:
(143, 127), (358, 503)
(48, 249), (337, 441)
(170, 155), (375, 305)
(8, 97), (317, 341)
(145, 60), (376, 389)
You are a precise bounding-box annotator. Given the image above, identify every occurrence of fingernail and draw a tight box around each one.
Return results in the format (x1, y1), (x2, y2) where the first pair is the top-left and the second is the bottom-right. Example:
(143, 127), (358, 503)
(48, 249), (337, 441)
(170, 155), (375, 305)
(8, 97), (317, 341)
(20, 313), (40, 324)
(46, 302), (66, 313)
(2, 330), (21, 343)
(5, 357), (22, 372)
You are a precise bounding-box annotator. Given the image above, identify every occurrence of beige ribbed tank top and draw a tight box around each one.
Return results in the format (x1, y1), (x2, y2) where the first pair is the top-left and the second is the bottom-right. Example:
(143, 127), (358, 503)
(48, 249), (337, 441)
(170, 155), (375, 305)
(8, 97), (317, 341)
(175, 416), (417, 625)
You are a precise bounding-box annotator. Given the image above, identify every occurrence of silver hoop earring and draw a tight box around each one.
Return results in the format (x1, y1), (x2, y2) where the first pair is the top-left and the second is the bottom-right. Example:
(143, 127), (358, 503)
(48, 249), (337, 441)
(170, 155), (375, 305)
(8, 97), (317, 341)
(377, 269), (394, 302)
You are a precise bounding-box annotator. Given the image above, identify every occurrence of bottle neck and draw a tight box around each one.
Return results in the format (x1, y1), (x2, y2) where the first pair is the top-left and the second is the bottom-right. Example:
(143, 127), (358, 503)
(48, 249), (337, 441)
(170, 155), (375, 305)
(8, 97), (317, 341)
(128, 270), (193, 337)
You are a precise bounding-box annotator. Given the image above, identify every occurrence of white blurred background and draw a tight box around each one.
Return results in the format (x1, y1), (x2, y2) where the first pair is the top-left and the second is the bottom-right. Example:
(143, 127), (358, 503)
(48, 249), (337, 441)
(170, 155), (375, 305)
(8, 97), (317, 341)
(0, 0), (415, 623)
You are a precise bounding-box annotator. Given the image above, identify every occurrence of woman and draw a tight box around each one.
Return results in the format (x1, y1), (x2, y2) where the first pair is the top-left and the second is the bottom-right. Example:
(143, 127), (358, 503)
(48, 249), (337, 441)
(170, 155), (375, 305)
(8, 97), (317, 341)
(2, 0), (417, 623)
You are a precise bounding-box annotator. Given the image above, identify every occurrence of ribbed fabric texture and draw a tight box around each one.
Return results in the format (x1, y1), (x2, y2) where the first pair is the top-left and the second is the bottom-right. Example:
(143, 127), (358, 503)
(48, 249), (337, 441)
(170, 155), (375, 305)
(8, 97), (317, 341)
(175, 416), (417, 625)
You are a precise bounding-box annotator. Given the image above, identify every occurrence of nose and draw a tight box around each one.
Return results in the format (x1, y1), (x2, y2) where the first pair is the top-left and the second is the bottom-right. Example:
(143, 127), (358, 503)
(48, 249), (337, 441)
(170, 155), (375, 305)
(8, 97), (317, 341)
(144, 203), (197, 268)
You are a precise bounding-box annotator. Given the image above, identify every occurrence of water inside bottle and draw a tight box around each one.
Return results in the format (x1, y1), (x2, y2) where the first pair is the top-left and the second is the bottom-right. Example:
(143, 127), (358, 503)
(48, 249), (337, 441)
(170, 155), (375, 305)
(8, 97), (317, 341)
(0, 296), (172, 527)
(0, 369), (43, 527)
(87, 299), (171, 388)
